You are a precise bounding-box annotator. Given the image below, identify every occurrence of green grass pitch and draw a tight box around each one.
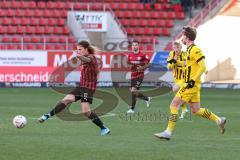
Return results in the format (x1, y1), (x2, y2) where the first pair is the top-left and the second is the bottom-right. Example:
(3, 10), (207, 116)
(0, 88), (240, 160)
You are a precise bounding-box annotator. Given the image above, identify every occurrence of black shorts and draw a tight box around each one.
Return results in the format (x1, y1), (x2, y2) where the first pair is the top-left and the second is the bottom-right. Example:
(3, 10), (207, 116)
(69, 87), (95, 104)
(131, 77), (144, 90)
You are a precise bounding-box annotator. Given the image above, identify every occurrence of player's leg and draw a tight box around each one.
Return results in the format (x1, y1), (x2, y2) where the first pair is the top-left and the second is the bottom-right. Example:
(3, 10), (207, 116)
(80, 88), (110, 135)
(173, 83), (188, 119)
(190, 102), (226, 134)
(38, 94), (75, 123)
(154, 96), (185, 140)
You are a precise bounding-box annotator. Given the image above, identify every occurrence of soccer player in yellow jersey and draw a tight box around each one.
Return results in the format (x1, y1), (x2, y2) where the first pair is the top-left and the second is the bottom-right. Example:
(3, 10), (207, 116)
(154, 26), (226, 140)
(167, 41), (188, 119)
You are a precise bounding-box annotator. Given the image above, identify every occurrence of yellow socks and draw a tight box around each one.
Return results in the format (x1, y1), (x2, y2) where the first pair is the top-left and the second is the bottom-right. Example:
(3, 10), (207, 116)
(195, 108), (221, 123)
(166, 107), (179, 133)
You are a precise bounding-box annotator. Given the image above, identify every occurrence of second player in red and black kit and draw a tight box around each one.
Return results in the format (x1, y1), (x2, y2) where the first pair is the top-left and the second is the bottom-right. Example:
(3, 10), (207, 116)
(127, 40), (152, 114)
(38, 41), (110, 136)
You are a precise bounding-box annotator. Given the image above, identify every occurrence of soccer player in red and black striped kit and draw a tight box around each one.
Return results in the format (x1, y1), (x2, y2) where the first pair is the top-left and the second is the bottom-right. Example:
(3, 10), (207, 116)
(127, 40), (152, 114)
(38, 41), (110, 136)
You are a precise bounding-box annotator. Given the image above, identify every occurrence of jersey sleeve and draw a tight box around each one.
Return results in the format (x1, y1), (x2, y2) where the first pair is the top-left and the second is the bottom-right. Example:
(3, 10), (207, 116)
(143, 54), (150, 63)
(167, 51), (174, 62)
(191, 47), (205, 63)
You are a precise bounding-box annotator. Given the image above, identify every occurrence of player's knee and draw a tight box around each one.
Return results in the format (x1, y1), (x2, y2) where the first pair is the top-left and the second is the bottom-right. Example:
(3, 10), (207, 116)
(172, 84), (180, 93)
(83, 111), (91, 117)
(62, 95), (75, 104)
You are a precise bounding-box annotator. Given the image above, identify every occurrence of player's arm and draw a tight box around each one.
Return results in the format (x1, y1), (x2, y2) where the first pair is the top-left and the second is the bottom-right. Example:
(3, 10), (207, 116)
(192, 58), (206, 81)
(186, 58), (206, 88)
(167, 52), (176, 70)
(137, 62), (150, 70)
(76, 55), (92, 63)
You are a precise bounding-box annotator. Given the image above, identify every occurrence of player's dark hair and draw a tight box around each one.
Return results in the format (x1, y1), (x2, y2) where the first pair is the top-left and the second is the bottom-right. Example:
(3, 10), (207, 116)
(77, 40), (98, 54)
(183, 26), (197, 41)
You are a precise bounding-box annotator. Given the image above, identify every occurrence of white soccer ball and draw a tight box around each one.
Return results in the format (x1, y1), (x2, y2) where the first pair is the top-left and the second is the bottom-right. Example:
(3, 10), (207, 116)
(13, 115), (27, 129)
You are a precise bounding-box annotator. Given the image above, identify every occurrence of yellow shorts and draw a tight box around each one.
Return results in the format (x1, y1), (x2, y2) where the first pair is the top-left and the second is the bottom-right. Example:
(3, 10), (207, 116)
(174, 79), (185, 88)
(176, 83), (201, 103)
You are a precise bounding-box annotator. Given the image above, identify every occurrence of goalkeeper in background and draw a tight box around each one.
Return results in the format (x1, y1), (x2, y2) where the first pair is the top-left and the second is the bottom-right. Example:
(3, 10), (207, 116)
(154, 26), (226, 140)
(167, 41), (188, 119)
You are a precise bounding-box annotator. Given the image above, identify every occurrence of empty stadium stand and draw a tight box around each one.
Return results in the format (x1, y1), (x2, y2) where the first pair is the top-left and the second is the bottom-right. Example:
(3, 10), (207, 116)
(0, 0), (185, 51)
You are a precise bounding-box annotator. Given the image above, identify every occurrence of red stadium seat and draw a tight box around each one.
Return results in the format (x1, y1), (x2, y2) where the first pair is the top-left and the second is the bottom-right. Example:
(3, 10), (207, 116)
(2, 18), (11, 25)
(31, 37), (41, 43)
(144, 28), (153, 35)
(119, 3), (128, 10)
(56, 1), (65, 9)
(21, 18), (29, 26)
(57, 19), (65, 26)
(132, 11), (141, 18)
(6, 9), (14, 17)
(2, 37), (11, 43)
(139, 20), (147, 26)
(44, 26), (53, 34)
(29, 1), (36, 9)
(48, 19), (56, 26)
(156, 19), (165, 27)
(65, 2), (72, 10)
(154, 3), (163, 10)
(153, 28), (162, 35)
(43, 10), (51, 18)
(26, 44), (35, 50)
(0, 9), (5, 17)
(39, 18), (48, 26)
(25, 9), (32, 17)
(23, 36), (31, 43)
(148, 20), (156, 27)
(36, 44), (44, 50)
(12, 37), (21, 43)
(52, 10), (61, 18)
(152, 11), (159, 19)
(49, 36), (58, 43)
(1, 1), (9, 8)
(146, 45), (154, 51)
(25, 26), (35, 34)
(37, 1), (46, 9)
(68, 36), (76, 43)
(120, 19), (129, 26)
(11, 18), (19, 26)
(46, 44), (55, 50)
(15, 9), (24, 17)
(35, 26), (44, 34)
(63, 26), (70, 35)
(53, 27), (62, 34)
(30, 18), (38, 26)
(7, 26), (15, 34)
(176, 12), (185, 19)
(11, 1), (20, 9)
(7, 44), (18, 50)
(19, 1), (29, 9)
(168, 12), (176, 19)
(34, 9), (42, 17)
(61, 10), (68, 18)
(142, 11), (150, 18)
(135, 3), (144, 10)
(162, 28), (170, 36)
(16, 26), (25, 34)
(55, 44), (65, 50)
(136, 28), (144, 35)
(128, 3), (136, 10)
(110, 3), (118, 10)
(129, 19), (137, 27)
(47, 1), (56, 9)
(124, 11), (132, 18)
(59, 36), (67, 43)
(166, 20), (174, 27)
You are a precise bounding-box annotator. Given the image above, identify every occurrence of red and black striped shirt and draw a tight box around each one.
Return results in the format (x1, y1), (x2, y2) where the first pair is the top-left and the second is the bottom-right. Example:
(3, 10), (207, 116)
(128, 52), (150, 80)
(80, 55), (99, 91)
